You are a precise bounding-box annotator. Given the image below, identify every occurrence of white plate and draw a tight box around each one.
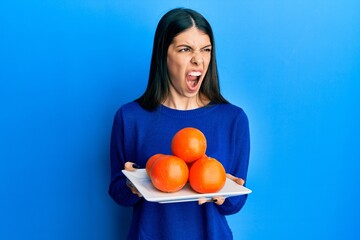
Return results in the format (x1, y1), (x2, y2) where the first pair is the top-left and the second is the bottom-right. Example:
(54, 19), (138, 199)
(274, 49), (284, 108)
(122, 169), (252, 204)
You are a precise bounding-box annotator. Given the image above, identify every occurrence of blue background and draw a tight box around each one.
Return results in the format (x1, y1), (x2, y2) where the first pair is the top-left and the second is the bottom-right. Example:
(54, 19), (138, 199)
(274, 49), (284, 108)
(1, 0), (359, 239)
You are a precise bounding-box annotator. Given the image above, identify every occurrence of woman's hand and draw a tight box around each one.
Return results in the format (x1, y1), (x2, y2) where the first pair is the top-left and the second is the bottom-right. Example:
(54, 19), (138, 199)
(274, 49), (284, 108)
(198, 173), (245, 205)
(226, 173), (245, 186)
(124, 161), (140, 171)
(124, 162), (142, 197)
(198, 196), (226, 205)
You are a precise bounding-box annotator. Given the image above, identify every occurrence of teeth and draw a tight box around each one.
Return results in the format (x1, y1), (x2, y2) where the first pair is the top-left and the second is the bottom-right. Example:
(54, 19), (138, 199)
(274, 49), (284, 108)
(189, 71), (201, 77)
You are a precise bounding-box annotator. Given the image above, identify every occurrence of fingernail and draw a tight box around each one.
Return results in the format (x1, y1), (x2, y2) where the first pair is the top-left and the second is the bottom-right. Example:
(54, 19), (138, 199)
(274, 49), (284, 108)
(132, 163), (140, 169)
(198, 198), (207, 205)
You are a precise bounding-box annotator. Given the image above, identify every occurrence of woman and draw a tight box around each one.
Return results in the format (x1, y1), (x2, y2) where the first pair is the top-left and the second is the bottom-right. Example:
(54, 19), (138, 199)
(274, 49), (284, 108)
(109, 8), (250, 240)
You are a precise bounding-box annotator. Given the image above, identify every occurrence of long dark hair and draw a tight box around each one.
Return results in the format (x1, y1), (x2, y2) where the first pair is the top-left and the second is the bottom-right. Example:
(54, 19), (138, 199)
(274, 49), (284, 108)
(136, 8), (228, 110)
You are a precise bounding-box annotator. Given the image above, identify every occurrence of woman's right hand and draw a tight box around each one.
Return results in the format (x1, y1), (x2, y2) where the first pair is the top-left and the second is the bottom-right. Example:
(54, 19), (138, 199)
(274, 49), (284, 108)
(124, 161), (142, 197)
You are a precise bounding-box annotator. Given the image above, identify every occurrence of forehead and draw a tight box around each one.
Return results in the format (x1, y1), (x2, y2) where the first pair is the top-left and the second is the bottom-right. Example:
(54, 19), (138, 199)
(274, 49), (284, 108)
(171, 27), (211, 45)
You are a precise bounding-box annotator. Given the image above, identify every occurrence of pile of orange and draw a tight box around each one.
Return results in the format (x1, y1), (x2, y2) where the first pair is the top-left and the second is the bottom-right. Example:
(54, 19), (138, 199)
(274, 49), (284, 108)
(146, 127), (226, 193)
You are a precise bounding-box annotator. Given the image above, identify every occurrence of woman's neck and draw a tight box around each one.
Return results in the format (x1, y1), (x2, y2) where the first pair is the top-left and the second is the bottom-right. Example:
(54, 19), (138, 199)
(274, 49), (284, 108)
(162, 94), (210, 110)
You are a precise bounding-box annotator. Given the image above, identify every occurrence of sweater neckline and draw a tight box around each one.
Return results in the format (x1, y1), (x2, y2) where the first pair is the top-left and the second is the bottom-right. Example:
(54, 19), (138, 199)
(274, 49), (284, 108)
(158, 103), (219, 118)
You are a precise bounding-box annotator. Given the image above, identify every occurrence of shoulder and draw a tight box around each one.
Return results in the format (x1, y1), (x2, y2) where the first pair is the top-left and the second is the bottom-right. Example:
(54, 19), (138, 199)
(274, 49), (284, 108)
(118, 101), (142, 112)
(114, 101), (160, 124)
(115, 101), (146, 114)
(215, 103), (248, 121)
(113, 101), (145, 120)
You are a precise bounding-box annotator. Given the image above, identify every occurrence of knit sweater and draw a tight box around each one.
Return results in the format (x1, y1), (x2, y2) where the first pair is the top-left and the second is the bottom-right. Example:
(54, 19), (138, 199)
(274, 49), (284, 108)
(109, 101), (250, 240)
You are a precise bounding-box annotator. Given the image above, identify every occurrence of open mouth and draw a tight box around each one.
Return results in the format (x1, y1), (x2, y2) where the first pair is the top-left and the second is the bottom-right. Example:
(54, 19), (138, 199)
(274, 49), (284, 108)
(186, 71), (202, 91)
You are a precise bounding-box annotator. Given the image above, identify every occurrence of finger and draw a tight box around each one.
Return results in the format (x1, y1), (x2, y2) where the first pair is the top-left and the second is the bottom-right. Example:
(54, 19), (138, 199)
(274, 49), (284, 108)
(126, 180), (142, 197)
(124, 162), (140, 171)
(235, 178), (245, 186)
(226, 173), (245, 186)
(212, 196), (225, 205)
(126, 179), (135, 188)
(130, 188), (142, 197)
(198, 197), (223, 205)
(132, 190), (142, 197)
(198, 198), (207, 205)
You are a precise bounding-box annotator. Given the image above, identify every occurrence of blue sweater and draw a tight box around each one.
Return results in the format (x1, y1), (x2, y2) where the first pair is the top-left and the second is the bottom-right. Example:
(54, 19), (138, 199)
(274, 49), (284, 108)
(109, 101), (250, 240)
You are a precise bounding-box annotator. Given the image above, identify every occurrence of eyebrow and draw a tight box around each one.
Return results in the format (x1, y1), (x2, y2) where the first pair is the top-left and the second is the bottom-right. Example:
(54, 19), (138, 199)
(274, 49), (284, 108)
(175, 44), (212, 49)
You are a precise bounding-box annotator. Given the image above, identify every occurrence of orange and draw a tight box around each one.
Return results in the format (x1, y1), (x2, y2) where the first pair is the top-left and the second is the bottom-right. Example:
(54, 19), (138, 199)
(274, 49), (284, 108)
(189, 156), (226, 193)
(171, 127), (207, 163)
(146, 153), (165, 177)
(150, 155), (189, 193)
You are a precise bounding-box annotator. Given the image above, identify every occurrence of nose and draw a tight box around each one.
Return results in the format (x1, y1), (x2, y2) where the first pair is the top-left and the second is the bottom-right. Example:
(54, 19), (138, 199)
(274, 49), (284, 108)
(191, 52), (203, 65)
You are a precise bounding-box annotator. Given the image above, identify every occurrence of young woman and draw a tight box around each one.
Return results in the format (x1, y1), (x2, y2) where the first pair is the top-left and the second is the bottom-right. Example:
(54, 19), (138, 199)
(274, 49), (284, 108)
(109, 8), (250, 240)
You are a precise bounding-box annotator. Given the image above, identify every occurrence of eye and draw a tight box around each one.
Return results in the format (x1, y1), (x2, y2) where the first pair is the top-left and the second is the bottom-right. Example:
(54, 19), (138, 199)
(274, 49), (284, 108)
(203, 48), (212, 53)
(179, 47), (191, 52)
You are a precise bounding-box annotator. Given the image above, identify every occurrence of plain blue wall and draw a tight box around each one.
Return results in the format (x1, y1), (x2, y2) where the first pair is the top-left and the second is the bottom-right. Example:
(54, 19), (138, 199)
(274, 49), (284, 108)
(1, 0), (359, 239)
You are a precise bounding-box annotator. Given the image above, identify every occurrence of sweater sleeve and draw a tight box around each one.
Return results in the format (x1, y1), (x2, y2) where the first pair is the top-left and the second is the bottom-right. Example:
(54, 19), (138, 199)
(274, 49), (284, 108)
(108, 109), (142, 207)
(216, 109), (250, 215)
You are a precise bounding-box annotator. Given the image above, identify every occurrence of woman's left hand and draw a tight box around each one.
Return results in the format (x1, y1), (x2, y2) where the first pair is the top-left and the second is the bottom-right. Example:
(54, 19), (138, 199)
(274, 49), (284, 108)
(226, 173), (245, 186)
(198, 173), (245, 205)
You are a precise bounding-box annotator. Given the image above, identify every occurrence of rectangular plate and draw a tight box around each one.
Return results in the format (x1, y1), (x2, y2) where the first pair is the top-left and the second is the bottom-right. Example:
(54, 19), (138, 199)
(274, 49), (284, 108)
(122, 169), (252, 204)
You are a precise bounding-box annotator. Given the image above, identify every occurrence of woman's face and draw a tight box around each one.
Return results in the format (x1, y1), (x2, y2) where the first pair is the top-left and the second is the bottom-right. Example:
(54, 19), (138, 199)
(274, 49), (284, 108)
(167, 27), (212, 100)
